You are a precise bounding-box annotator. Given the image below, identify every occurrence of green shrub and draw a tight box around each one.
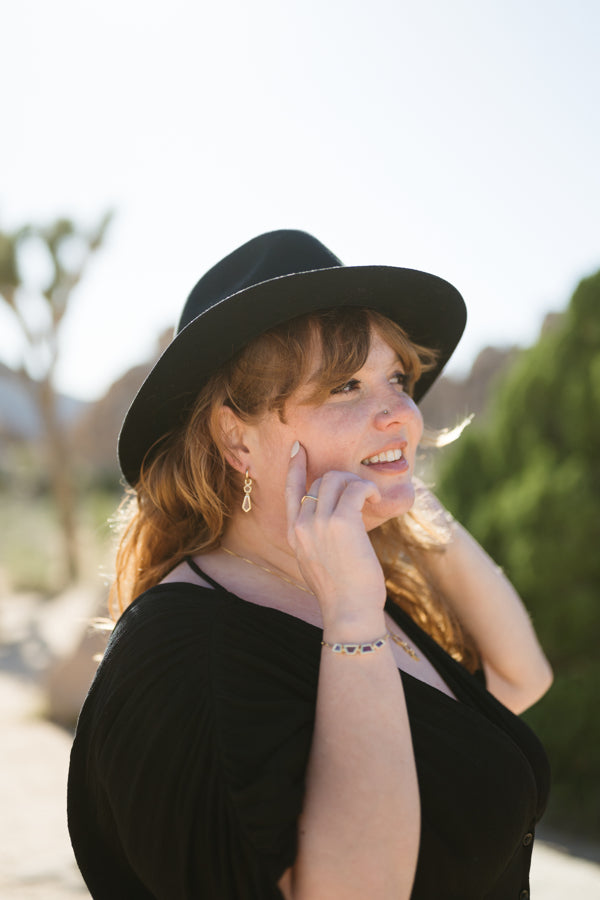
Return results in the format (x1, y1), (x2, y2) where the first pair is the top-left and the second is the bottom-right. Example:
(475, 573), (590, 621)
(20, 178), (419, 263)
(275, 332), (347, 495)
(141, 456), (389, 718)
(437, 269), (600, 840)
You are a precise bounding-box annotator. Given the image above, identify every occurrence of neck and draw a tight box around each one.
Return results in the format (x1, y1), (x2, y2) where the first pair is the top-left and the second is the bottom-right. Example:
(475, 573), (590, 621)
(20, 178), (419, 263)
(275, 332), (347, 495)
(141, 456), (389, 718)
(222, 508), (306, 584)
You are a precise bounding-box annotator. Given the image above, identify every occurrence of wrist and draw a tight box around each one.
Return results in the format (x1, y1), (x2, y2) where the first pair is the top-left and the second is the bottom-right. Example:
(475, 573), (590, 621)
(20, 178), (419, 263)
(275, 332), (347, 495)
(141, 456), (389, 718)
(322, 611), (388, 644)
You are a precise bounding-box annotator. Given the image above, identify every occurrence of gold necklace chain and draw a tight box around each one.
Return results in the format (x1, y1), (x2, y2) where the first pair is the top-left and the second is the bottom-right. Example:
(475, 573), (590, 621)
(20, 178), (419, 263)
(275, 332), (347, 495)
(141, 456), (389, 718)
(220, 545), (420, 661)
(220, 546), (315, 594)
(389, 633), (420, 661)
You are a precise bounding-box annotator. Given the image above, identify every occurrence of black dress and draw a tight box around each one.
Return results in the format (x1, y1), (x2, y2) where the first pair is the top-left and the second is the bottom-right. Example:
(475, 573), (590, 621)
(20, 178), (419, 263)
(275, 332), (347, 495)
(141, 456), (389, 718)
(68, 564), (550, 899)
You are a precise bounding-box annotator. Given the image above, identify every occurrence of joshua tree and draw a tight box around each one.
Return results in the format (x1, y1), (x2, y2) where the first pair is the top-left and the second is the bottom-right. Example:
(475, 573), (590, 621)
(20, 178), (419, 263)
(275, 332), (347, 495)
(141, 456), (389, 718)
(0, 212), (112, 584)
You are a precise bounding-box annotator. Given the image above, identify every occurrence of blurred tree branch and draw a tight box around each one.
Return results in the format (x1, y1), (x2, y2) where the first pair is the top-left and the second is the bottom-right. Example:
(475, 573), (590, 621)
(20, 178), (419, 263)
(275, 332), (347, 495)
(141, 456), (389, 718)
(0, 211), (113, 585)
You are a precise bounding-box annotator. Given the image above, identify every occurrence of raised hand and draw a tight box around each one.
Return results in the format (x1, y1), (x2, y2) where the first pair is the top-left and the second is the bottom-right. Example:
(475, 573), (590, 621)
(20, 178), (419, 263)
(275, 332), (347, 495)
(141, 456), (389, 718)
(285, 442), (388, 634)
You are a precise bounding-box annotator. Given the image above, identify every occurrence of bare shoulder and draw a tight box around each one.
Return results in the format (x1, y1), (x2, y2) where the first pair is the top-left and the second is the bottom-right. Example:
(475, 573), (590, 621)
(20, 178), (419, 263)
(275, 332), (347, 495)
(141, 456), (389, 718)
(160, 558), (216, 590)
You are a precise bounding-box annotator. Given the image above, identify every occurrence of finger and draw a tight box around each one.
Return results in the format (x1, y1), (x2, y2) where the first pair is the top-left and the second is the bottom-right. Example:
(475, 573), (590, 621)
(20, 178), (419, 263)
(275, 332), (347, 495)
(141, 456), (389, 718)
(296, 477), (323, 519)
(305, 471), (381, 518)
(301, 470), (346, 517)
(285, 441), (308, 528)
(299, 491), (320, 511)
(330, 475), (381, 516)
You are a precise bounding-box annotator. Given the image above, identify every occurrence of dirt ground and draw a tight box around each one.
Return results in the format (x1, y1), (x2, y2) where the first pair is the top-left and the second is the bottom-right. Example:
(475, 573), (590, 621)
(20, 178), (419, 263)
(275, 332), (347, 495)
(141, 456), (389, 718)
(1, 588), (599, 899)
(0, 675), (88, 898)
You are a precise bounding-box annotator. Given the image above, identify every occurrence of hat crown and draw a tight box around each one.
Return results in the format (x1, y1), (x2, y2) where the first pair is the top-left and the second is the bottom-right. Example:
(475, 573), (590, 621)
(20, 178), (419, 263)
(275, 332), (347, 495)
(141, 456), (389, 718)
(177, 230), (343, 334)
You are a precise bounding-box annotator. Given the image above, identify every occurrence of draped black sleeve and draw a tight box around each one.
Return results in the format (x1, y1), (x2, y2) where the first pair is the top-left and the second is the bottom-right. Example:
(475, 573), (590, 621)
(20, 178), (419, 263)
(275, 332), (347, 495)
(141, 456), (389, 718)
(68, 585), (319, 899)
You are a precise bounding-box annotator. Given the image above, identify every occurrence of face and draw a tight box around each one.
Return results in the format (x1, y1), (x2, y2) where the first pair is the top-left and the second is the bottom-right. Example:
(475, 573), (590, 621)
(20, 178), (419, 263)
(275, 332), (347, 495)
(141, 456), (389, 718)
(244, 330), (424, 531)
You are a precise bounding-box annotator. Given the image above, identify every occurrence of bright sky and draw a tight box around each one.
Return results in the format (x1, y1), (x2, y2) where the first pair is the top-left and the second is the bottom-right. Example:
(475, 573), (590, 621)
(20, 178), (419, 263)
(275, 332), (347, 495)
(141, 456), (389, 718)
(1, 0), (599, 401)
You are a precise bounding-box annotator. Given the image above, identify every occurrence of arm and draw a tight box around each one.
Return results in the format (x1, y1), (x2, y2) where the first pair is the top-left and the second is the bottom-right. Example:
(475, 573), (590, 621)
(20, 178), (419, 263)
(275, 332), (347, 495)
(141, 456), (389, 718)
(285, 621), (420, 900)
(280, 449), (420, 900)
(417, 489), (553, 714)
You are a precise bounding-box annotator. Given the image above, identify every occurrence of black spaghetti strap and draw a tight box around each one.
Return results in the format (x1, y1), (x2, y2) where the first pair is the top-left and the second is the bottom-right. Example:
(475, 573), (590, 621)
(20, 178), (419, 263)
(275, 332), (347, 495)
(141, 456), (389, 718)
(184, 557), (225, 591)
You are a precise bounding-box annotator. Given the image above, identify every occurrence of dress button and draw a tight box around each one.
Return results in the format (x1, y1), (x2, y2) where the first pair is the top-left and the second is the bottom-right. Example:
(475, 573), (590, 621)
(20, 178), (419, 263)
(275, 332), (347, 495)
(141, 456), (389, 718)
(522, 832), (533, 846)
(519, 891), (529, 899)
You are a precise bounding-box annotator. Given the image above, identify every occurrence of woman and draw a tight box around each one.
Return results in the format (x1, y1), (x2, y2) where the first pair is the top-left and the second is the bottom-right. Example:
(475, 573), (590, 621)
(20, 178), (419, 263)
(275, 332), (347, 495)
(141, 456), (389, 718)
(68, 230), (553, 899)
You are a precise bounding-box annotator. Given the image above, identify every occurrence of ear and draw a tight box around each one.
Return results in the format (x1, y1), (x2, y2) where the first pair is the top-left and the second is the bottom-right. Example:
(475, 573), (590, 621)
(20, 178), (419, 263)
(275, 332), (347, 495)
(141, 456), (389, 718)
(218, 405), (250, 474)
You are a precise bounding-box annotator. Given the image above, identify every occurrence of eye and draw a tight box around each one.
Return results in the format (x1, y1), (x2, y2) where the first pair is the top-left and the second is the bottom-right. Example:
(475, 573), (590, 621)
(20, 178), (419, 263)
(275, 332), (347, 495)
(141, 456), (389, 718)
(330, 378), (360, 395)
(390, 371), (410, 389)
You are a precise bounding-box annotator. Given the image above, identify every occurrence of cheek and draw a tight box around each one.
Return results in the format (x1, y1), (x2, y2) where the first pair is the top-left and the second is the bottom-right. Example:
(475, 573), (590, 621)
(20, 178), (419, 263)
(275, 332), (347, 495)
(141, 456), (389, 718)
(412, 404), (424, 443)
(301, 420), (359, 481)
(304, 451), (349, 484)
(253, 422), (295, 480)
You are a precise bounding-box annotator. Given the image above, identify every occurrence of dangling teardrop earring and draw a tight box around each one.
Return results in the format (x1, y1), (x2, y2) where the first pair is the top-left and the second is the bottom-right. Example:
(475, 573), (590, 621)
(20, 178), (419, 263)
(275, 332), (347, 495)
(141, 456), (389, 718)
(242, 469), (253, 512)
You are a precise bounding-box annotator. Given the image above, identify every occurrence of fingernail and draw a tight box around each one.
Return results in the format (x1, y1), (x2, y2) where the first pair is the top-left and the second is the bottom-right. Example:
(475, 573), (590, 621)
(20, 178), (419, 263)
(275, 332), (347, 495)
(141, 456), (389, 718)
(290, 440), (300, 458)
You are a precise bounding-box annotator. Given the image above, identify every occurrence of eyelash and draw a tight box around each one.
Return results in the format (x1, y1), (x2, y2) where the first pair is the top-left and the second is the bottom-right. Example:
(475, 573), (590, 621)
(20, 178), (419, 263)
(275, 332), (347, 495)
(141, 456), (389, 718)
(331, 371), (410, 395)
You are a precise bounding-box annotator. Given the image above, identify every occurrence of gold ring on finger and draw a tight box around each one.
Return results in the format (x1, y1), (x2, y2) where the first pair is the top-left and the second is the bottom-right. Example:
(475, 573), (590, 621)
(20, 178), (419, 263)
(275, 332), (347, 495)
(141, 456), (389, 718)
(300, 494), (319, 505)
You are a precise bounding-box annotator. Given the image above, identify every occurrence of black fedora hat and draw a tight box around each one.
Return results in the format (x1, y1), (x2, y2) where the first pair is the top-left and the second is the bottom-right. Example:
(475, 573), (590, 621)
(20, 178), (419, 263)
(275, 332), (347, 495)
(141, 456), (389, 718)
(118, 229), (466, 486)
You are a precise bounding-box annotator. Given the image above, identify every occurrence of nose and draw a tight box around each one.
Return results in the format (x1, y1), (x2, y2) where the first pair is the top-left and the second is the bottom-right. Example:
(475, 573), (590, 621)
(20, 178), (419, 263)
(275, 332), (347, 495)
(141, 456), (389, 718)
(373, 391), (420, 430)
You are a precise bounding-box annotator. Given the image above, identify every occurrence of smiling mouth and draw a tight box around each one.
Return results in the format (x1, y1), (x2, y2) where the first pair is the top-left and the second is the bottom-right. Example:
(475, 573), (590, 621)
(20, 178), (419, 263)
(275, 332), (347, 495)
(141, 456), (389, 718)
(361, 448), (405, 465)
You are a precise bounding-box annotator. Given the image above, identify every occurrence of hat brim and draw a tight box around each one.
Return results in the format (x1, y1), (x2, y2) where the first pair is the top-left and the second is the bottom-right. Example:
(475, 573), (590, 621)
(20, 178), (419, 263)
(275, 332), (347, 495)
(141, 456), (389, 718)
(118, 265), (466, 485)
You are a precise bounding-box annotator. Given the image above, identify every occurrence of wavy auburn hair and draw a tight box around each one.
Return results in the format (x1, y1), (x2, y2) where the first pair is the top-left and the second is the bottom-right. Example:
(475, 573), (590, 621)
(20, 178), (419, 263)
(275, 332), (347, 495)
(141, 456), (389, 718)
(110, 307), (479, 670)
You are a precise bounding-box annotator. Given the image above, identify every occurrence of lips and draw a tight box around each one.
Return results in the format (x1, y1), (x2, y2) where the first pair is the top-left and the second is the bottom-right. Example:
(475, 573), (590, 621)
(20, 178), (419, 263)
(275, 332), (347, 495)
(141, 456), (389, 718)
(361, 447), (405, 465)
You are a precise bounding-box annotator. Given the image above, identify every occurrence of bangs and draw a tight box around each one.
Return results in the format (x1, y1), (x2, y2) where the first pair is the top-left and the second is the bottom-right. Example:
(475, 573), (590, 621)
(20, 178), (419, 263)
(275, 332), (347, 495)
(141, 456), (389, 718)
(303, 308), (436, 405)
(221, 307), (437, 421)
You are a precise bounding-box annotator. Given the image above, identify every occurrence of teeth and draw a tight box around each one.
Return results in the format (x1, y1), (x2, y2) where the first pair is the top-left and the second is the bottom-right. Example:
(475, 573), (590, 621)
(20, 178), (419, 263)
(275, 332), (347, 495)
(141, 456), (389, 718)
(362, 448), (404, 465)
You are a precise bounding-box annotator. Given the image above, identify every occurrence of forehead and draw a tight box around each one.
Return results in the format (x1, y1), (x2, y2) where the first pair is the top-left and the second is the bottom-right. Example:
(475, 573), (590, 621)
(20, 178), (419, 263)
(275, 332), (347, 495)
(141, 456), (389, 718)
(355, 331), (402, 367)
(292, 329), (401, 402)
(306, 327), (401, 374)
